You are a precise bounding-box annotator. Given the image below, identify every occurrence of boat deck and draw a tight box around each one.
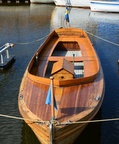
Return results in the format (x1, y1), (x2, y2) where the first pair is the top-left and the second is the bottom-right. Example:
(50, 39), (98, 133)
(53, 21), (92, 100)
(20, 29), (103, 122)
(30, 35), (98, 82)
(18, 28), (104, 144)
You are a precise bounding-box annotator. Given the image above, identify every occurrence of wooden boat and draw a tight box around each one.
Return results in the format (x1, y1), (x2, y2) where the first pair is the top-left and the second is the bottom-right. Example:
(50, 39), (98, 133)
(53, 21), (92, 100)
(18, 27), (105, 144)
(90, 1), (119, 12)
(54, 0), (90, 8)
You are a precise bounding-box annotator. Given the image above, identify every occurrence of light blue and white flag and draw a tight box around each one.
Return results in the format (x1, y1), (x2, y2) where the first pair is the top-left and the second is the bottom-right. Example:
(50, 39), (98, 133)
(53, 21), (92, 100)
(45, 84), (58, 110)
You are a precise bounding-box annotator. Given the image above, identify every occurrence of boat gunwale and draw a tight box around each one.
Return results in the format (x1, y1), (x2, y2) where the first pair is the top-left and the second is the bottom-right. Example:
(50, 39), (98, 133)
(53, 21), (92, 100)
(27, 28), (100, 86)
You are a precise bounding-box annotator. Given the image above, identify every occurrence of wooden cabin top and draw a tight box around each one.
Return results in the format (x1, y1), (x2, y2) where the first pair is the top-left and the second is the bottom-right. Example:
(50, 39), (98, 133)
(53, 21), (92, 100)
(28, 28), (99, 86)
(51, 58), (74, 75)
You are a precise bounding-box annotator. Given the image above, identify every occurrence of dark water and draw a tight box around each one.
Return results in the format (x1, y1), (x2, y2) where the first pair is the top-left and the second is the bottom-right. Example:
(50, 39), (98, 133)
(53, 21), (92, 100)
(0, 4), (119, 144)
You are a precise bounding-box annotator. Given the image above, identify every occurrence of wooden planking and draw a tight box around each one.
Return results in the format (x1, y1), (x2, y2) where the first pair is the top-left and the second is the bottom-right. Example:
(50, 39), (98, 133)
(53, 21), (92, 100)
(33, 37), (58, 76)
(19, 99), (50, 144)
(22, 76), (51, 120)
(48, 56), (95, 62)
(22, 73), (100, 120)
(18, 28), (104, 144)
(22, 73), (103, 122)
(24, 77), (33, 106)
(57, 86), (79, 122)
(84, 60), (98, 76)
(23, 76), (101, 122)
(22, 71), (103, 122)
(30, 84), (51, 120)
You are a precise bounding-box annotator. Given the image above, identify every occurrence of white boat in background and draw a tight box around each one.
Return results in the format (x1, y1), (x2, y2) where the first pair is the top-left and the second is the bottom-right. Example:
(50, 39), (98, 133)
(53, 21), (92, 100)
(30, 0), (54, 4)
(90, 1), (119, 12)
(54, 0), (90, 8)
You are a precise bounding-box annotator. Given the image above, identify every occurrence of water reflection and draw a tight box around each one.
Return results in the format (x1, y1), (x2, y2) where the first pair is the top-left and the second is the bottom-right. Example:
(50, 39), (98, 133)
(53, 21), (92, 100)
(21, 122), (40, 144)
(50, 6), (92, 30)
(75, 110), (102, 144)
(50, 6), (119, 31)
(90, 11), (119, 23)
(30, 4), (55, 27)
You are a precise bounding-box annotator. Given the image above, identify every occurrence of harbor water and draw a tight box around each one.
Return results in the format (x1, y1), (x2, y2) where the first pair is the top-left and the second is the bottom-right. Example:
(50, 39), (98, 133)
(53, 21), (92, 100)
(0, 4), (119, 144)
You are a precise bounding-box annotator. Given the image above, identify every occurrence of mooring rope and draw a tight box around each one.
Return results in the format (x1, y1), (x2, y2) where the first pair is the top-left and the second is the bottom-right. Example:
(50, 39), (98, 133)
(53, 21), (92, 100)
(1, 31), (119, 124)
(56, 118), (119, 126)
(3, 31), (118, 47)
(86, 31), (119, 47)
(13, 33), (49, 45)
(0, 113), (119, 125)
(0, 114), (45, 124)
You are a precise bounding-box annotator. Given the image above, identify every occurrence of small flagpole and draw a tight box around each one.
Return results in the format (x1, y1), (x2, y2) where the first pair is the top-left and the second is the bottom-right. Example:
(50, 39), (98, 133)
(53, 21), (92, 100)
(50, 76), (55, 120)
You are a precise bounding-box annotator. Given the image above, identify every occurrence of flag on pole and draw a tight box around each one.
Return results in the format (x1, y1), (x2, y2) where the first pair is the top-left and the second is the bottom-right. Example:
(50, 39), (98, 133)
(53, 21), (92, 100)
(64, 6), (70, 23)
(45, 83), (58, 110)
(64, 6), (70, 27)
(64, 10), (69, 23)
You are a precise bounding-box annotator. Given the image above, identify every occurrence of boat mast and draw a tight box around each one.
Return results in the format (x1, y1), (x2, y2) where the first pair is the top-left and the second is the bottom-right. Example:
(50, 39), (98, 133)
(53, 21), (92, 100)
(50, 77), (55, 144)
(50, 76), (55, 120)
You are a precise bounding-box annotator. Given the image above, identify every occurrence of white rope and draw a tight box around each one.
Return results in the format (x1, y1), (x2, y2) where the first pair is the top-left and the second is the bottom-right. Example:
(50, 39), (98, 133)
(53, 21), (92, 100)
(86, 31), (119, 47)
(5, 30), (118, 47)
(14, 34), (49, 45)
(0, 114), (33, 121)
(0, 113), (119, 125)
(57, 117), (119, 126)
(0, 114), (44, 124)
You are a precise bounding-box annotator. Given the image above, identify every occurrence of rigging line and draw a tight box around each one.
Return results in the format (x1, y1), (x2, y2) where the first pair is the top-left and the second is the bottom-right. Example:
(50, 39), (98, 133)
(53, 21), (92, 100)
(86, 31), (119, 47)
(14, 34), (49, 45)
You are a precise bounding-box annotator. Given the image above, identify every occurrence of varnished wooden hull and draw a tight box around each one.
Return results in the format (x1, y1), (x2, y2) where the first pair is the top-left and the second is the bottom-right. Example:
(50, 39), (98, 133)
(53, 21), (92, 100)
(18, 28), (105, 144)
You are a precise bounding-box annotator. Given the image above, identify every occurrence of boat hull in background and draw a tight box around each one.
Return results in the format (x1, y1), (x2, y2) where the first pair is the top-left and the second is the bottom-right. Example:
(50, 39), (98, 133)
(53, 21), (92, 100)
(54, 0), (90, 8)
(30, 0), (54, 4)
(90, 1), (119, 12)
